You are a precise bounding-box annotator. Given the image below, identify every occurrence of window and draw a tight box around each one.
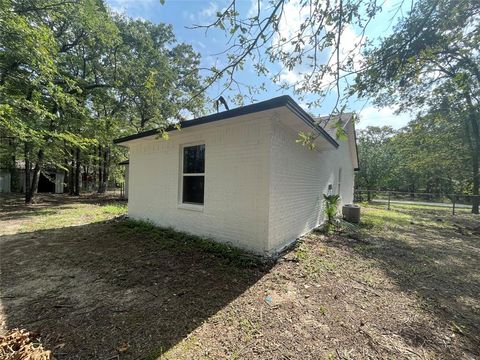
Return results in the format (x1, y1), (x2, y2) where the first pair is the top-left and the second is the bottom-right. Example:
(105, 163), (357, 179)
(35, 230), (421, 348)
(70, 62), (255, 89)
(337, 168), (342, 194)
(181, 144), (205, 205)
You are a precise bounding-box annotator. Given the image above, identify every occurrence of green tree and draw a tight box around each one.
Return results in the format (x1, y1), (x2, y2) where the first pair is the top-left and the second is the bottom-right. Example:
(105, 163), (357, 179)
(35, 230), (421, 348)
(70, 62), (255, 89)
(355, 0), (480, 213)
(357, 115), (471, 200)
(114, 18), (204, 130)
(355, 126), (397, 198)
(392, 113), (470, 195)
(0, 0), (205, 201)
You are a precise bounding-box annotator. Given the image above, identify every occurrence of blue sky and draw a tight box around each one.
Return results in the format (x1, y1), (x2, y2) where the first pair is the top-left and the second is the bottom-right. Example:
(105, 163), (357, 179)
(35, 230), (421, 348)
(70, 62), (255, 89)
(106, 0), (413, 129)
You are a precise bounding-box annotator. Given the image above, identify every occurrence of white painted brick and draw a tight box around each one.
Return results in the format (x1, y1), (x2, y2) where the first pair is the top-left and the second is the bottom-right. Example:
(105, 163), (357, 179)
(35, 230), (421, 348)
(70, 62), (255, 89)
(267, 120), (355, 253)
(128, 116), (271, 254)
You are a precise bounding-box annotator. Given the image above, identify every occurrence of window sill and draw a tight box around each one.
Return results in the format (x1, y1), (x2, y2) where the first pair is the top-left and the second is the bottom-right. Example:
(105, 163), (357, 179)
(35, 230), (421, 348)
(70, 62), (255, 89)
(178, 203), (204, 212)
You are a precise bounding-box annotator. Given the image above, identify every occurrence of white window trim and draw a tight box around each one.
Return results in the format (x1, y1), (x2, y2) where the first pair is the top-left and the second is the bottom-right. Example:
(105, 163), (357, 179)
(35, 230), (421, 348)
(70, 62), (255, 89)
(178, 142), (205, 210)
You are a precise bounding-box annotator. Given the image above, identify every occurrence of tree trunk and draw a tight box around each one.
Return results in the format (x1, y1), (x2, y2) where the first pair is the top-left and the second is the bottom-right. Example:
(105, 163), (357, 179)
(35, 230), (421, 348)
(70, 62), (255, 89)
(97, 146), (109, 194)
(63, 141), (69, 193)
(25, 149), (44, 204)
(83, 165), (88, 191)
(97, 145), (103, 193)
(103, 146), (110, 193)
(69, 149), (75, 196)
(74, 147), (81, 196)
(64, 160), (69, 194)
(24, 143), (31, 200)
(92, 148), (97, 188)
(465, 93), (480, 214)
(469, 115), (479, 214)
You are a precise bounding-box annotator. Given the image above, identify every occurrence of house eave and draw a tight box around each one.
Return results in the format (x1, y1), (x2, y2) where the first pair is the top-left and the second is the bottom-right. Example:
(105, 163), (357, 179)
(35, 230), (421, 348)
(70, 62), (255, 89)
(113, 95), (339, 148)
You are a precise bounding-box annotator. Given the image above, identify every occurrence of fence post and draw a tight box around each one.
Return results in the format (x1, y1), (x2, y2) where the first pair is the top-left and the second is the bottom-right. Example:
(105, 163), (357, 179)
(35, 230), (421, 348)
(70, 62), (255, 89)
(452, 194), (456, 215)
(388, 191), (391, 210)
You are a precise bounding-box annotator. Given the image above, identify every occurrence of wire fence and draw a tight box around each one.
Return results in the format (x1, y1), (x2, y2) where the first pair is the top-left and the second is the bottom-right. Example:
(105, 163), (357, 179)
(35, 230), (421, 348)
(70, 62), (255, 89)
(354, 190), (480, 215)
(79, 180), (126, 198)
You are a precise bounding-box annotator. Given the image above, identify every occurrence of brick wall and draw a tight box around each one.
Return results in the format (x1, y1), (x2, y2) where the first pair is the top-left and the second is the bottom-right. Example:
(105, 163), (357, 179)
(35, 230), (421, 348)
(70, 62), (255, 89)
(126, 112), (355, 255)
(267, 120), (355, 254)
(128, 114), (272, 254)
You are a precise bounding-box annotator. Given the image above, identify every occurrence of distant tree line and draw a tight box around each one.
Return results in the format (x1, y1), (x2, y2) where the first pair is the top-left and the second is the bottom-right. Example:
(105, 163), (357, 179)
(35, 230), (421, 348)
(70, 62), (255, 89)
(356, 114), (473, 210)
(354, 0), (480, 214)
(0, 0), (205, 203)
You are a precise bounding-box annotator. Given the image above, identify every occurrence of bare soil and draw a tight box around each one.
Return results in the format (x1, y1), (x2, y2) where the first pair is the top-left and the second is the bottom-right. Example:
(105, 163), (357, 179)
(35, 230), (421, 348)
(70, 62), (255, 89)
(1, 194), (479, 359)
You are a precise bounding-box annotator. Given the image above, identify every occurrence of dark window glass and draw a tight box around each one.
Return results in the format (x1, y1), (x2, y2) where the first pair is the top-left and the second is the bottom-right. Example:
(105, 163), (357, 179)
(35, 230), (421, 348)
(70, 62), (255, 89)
(183, 176), (204, 204)
(183, 145), (205, 173)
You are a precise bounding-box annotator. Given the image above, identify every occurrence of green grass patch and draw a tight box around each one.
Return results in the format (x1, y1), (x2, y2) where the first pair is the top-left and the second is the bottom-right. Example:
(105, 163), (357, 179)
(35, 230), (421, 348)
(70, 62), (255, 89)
(100, 202), (127, 214)
(15, 202), (127, 233)
(360, 207), (412, 229)
(238, 318), (261, 338)
(294, 242), (336, 277)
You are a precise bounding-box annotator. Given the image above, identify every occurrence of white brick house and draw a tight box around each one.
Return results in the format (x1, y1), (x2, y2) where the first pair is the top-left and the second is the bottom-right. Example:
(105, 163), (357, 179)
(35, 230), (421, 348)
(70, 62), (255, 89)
(114, 95), (358, 256)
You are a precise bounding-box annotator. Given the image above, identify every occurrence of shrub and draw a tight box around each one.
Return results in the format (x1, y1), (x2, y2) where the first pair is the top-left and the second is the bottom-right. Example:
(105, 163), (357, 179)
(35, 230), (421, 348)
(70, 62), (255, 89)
(323, 194), (341, 234)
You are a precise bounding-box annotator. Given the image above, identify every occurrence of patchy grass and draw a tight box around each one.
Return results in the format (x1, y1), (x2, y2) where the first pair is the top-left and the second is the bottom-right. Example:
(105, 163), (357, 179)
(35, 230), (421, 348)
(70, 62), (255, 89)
(0, 194), (127, 235)
(360, 205), (413, 228)
(13, 202), (128, 233)
(1, 195), (479, 359)
(294, 241), (337, 277)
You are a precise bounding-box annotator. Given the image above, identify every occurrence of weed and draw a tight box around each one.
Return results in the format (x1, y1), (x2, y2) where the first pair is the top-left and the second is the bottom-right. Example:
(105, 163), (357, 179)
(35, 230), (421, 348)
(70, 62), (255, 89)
(119, 219), (262, 268)
(361, 273), (377, 286)
(238, 318), (261, 338)
(294, 242), (336, 277)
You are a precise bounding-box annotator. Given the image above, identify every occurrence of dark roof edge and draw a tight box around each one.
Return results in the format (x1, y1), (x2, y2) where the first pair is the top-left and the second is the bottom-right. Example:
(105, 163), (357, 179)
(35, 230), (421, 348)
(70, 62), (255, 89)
(113, 95), (338, 147)
(283, 99), (339, 148)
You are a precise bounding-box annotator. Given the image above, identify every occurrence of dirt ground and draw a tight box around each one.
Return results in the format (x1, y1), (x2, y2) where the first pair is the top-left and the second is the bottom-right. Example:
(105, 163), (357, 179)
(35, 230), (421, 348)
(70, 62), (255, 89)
(1, 194), (479, 359)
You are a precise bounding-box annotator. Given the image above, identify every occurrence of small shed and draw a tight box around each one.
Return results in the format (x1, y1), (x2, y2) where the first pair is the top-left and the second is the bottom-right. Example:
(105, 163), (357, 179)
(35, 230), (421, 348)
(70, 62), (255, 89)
(0, 169), (11, 193)
(0, 161), (64, 194)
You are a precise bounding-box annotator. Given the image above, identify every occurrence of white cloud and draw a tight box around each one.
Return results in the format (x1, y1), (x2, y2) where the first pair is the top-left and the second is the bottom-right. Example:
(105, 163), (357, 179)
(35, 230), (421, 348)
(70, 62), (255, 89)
(274, 0), (309, 54)
(279, 68), (303, 85)
(358, 106), (412, 129)
(184, 2), (219, 25)
(200, 2), (219, 19)
(107, 0), (156, 16)
(247, 0), (262, 18)
(339, 24), (364, 69)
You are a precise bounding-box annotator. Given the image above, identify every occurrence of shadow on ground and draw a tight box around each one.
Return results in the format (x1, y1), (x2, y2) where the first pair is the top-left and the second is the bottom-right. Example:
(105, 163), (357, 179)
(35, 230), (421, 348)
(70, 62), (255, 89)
(0, 219), (270, 359)
(330, 207), (480, 357)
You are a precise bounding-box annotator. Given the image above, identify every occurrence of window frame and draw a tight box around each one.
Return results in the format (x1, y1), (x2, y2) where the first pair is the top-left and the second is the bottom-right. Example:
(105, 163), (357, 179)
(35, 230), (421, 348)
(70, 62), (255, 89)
(179, 142), (205, 210)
